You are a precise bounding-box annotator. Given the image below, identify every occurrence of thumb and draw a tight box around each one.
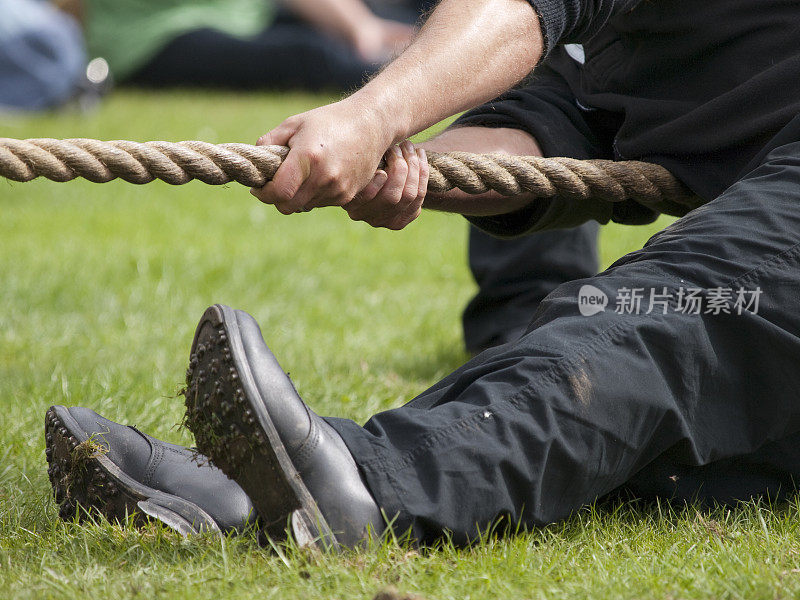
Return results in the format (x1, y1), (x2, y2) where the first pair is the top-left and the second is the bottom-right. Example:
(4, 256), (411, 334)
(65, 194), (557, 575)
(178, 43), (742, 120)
(255, 151), (311, 209)
(257, 123), (294, 147)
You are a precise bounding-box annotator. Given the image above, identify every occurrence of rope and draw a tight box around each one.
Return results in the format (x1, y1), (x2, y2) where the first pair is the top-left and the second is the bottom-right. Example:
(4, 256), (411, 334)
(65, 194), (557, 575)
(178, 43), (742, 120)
(0, 138), (700, 208)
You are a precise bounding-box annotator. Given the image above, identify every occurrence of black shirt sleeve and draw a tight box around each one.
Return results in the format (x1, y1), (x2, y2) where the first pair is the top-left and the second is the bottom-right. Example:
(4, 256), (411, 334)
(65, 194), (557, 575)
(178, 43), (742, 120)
(463, 194), (615, 238)
(524, 0), (642, 55)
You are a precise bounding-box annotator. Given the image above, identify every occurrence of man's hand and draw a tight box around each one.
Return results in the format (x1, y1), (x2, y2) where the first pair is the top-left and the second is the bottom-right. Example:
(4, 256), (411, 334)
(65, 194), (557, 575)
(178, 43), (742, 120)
(250, 97), (395, 214)
(344, 141), (429, 230)
(341, 125), (544, 230)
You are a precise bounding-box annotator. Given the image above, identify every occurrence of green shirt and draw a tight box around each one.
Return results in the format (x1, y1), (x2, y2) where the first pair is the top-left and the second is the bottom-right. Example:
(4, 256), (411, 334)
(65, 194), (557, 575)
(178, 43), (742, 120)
(85, 0), (275, 80)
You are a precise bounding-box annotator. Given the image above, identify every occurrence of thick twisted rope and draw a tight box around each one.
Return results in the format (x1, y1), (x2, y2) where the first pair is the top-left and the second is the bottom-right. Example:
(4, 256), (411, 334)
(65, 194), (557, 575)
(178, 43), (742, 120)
(0, 138), (700, 208)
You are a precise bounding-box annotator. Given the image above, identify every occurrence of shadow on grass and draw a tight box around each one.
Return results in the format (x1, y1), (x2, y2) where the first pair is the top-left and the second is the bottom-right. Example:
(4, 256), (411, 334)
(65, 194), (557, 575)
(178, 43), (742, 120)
(387, 344), (469, 383)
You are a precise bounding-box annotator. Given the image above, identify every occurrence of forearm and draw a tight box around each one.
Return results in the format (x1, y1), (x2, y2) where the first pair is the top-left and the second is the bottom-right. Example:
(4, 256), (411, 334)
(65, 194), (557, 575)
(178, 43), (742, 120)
(351, 0), (544, 148)
(416, 125), (615, 234)
(419, 125), (542, 216)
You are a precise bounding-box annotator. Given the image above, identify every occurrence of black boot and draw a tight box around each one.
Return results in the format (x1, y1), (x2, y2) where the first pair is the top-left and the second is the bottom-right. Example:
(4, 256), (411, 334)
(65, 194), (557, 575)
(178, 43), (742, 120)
(45, 405), (257, 536)
(182, 304), (384, 550)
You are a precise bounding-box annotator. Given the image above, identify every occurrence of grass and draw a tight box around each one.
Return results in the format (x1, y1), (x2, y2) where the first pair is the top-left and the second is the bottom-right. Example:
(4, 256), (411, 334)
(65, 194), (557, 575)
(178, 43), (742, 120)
(1, 90), (798, 599)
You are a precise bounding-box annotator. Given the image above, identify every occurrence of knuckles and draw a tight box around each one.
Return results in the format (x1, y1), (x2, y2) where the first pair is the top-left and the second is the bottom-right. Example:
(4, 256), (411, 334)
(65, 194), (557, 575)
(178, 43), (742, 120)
(394, 161), (410, 179)
(282, 116), (301, 130)
(304, 148), (323, 166)
(316, 167), (342, 188)
(271, 185), (297, 205)
(386, 210), (420, 231)
(384, 220), (407, 231)
(345, 203), (420, 231)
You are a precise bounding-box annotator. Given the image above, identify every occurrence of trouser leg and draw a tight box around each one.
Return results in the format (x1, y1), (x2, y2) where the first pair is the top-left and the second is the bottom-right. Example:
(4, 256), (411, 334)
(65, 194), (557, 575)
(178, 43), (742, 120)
(462, 222), (599, 353)
(328, 118), (800, 545)
(127, 24), (377, 91)
(459, 81), (611, 355)
(618, 432), (800, 505)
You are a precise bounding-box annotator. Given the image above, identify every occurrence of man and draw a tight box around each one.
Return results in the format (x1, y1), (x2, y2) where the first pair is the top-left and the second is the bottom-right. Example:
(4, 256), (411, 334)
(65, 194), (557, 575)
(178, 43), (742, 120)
(48, 0), (800, 548)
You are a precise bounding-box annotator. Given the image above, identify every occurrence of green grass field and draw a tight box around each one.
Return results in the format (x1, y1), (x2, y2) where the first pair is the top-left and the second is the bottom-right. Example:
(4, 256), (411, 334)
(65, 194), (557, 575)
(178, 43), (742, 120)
(1, 90), (799, 599)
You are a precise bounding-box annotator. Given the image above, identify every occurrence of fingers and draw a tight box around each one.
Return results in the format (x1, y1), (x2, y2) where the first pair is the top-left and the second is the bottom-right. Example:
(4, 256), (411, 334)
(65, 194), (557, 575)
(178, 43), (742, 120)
(351, 170), (389, 207)
(389, 146), (428, 229)
(250, 118), (311, 212)
(250, 118), (427, 230)
(345, 140), (427, 230)
(252, 130), (356, 213)
(399, 141), (420, 208)
(344, 146), (403, 225)
(411, 147), (429, 224)
(381, 144), (411, 205)
(250, 152), (311, 214)
(417, 148), (430, 199)
(252, 121), (351, 213)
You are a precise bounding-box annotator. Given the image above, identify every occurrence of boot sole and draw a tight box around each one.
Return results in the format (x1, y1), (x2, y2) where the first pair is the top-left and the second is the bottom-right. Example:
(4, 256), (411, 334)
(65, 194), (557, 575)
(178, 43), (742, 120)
(182, 304), (337, 549)
(45, 405), (221, 536)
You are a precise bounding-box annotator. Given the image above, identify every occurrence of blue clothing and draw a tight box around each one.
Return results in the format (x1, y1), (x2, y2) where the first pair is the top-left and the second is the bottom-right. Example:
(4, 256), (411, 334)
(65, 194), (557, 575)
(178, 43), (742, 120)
(0, 0), (86, 110)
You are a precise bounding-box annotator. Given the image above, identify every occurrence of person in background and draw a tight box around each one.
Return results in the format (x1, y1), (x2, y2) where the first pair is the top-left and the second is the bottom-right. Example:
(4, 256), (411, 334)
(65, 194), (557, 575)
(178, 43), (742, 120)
(0, 0), (87, 111)
(80, 0), (419, 91)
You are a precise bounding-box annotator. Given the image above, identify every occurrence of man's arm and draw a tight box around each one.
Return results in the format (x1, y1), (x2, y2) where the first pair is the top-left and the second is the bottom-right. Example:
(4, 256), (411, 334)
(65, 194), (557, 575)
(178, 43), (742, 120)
(284, 0), (414, 62)
(418, 125), (544, 216)
(251, 0), (544, 214)
(344, 0), (544, 149)
(419, 125), (614, 235)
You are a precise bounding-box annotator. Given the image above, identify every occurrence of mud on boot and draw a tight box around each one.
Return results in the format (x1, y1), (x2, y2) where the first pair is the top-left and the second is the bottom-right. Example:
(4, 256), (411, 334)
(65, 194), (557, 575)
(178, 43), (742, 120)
(45, 405), (258, 536)
(182, 304), (384, 550)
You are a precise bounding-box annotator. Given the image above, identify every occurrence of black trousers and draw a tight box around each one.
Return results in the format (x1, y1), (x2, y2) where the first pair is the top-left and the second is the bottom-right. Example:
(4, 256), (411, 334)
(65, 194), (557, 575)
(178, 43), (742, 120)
(329, 115), (800, 545)
(127, 23), (378, 92)
(460, 71), (614, 353)
(463, 223), (599, 353)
